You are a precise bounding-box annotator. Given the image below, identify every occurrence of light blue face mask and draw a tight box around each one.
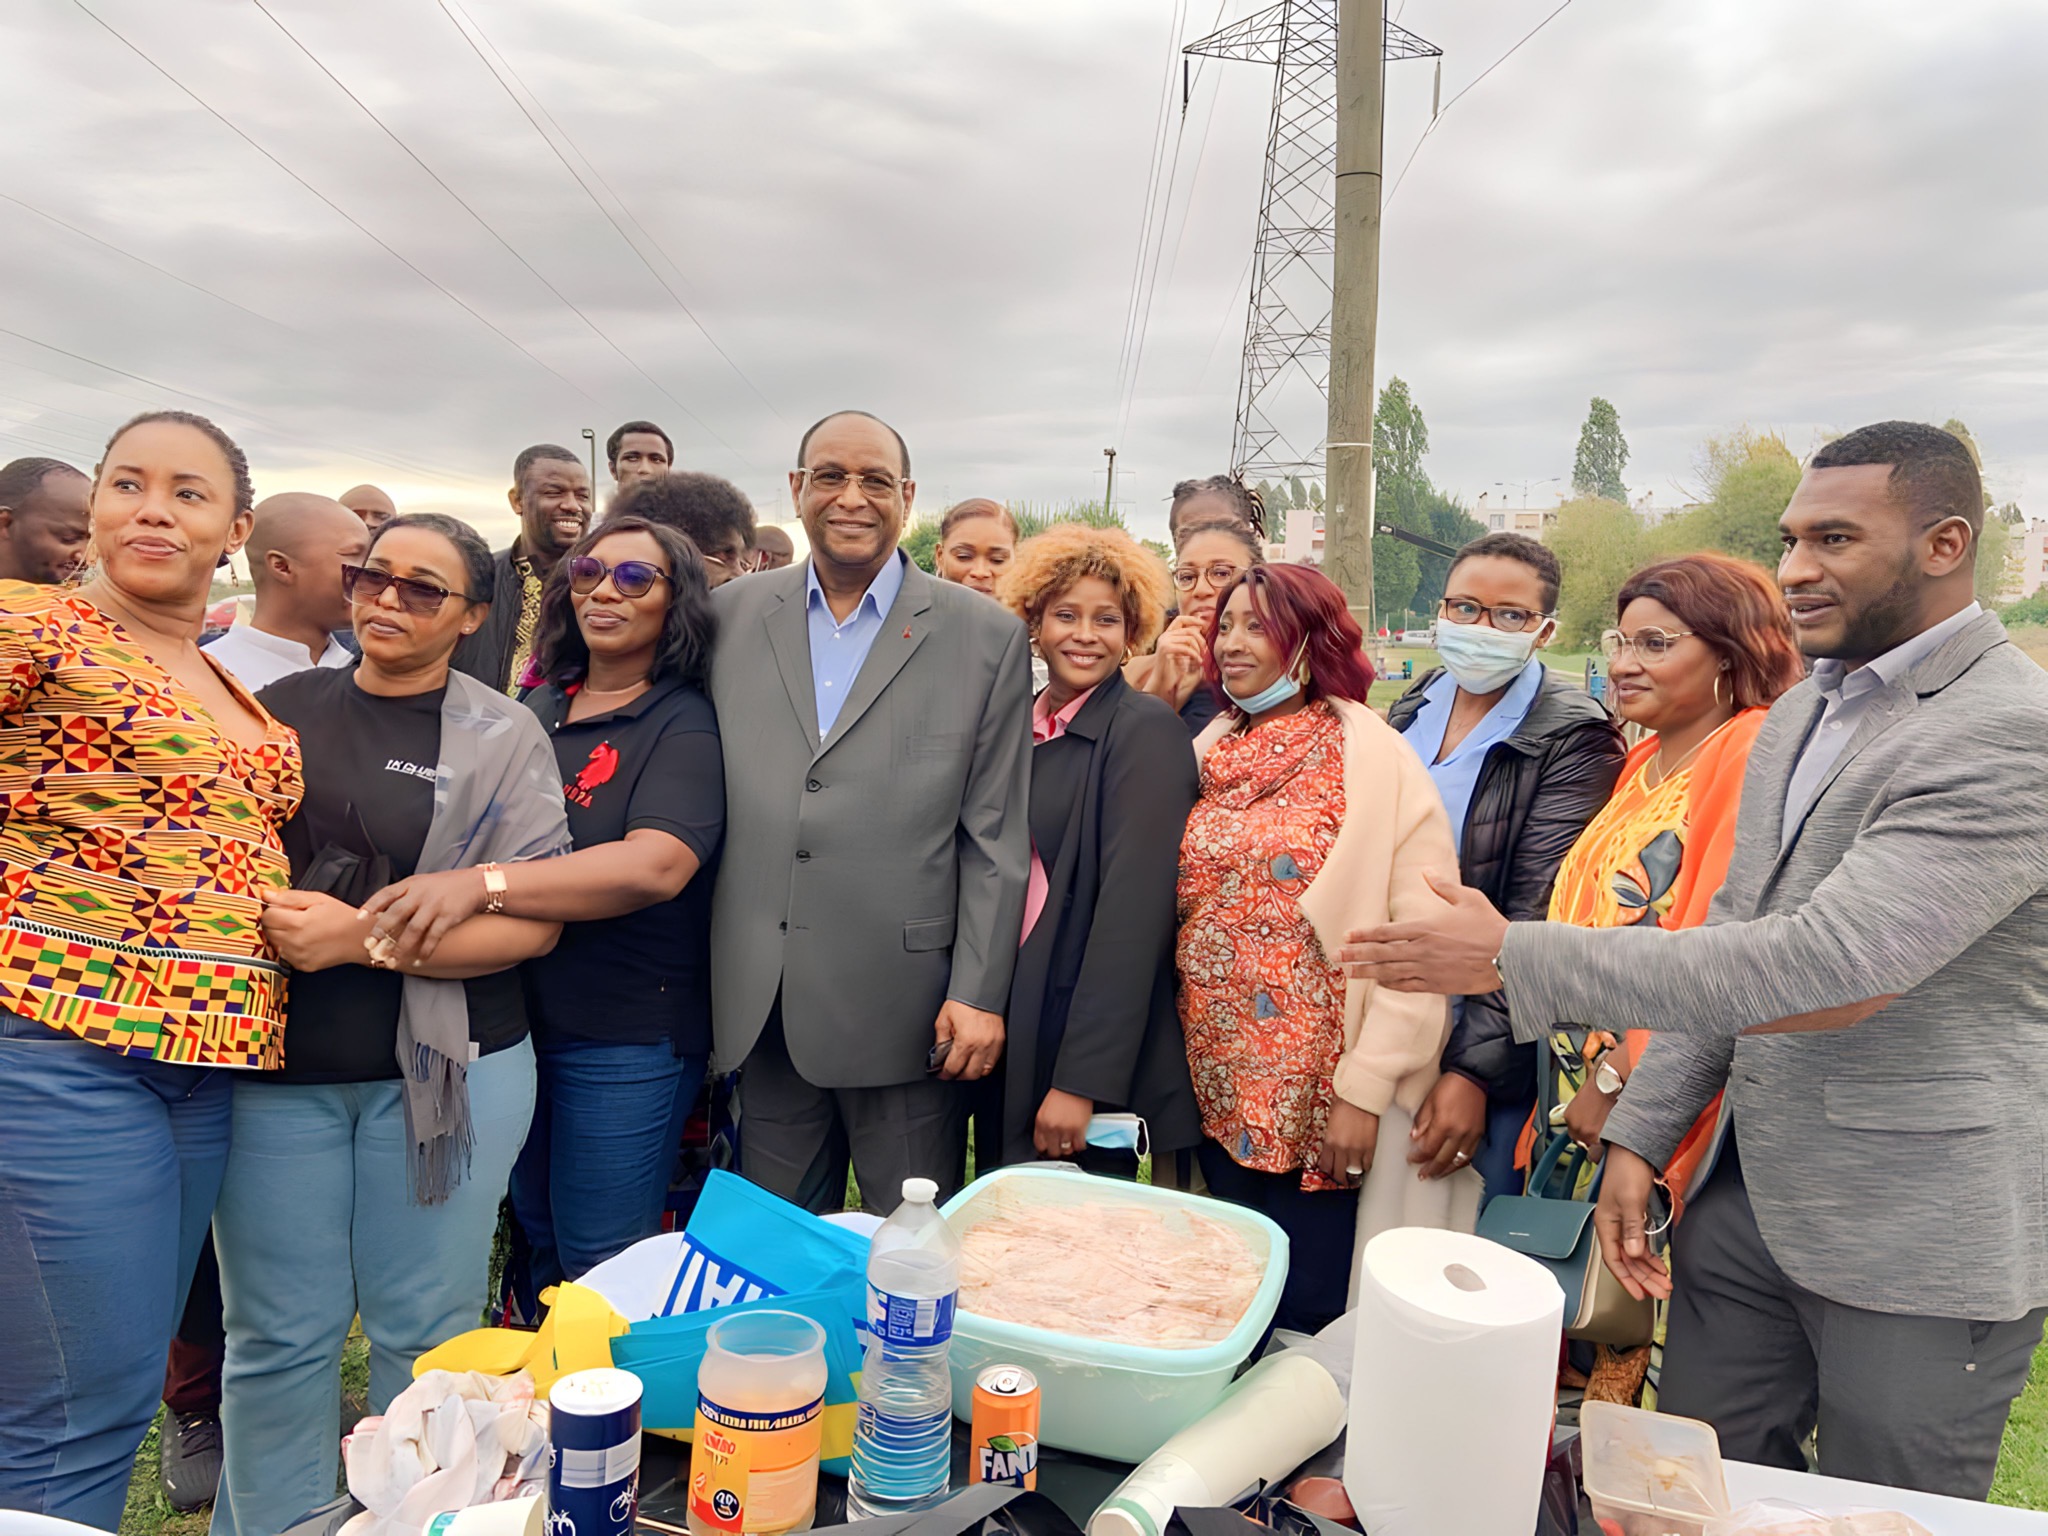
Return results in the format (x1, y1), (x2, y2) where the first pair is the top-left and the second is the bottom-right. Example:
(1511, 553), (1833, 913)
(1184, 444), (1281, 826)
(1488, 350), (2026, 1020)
(1225, 641), (1310, 716)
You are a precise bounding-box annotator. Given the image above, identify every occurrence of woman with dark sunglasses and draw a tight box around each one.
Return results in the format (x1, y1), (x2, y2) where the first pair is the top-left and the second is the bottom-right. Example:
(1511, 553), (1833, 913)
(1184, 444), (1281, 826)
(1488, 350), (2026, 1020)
(359, 515), (723, 1316)
(212, 513), (569, 1536)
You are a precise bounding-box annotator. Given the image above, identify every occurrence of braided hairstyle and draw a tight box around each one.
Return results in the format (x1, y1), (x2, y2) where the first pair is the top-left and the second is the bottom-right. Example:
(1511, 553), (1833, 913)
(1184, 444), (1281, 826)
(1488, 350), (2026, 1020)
(1168, 474), (1266, 542)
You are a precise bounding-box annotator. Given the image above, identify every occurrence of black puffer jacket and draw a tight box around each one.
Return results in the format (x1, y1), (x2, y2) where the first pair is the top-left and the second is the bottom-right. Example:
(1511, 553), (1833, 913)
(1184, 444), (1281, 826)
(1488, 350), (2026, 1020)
(1388, 668), (1626, 1103)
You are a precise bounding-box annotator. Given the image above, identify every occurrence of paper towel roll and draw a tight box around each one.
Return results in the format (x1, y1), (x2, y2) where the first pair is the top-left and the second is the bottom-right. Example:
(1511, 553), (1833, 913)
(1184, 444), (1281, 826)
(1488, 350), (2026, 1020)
(1344, 1227), (1564, 1536)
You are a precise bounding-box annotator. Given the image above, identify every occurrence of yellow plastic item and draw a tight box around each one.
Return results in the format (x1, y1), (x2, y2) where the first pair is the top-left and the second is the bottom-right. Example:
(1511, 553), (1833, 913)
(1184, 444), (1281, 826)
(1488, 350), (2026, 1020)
(413, 1283), (630, 1395)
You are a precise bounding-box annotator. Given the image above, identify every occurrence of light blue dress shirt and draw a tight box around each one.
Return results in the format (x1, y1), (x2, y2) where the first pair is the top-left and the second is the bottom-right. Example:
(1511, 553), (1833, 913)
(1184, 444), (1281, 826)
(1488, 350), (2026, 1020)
(1779, 601), (1981, 849)
(805, 551), (906, 738)
(1409, 657), (1548, 854)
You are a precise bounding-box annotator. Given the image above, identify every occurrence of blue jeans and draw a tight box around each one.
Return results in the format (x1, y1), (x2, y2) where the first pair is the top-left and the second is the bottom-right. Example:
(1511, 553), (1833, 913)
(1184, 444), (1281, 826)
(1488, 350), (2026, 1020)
(211, 1038), (535, 1536)
(0, 1016), (233, 1531)
(510, 1038), (706, 1298)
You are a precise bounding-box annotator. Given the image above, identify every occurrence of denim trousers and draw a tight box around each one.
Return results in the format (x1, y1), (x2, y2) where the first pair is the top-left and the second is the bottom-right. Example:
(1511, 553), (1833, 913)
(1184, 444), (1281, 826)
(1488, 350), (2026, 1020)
(509, 1037), (706, 1298)
(0, 1017), (233, 1531)
(210, 1038), (535, 1536)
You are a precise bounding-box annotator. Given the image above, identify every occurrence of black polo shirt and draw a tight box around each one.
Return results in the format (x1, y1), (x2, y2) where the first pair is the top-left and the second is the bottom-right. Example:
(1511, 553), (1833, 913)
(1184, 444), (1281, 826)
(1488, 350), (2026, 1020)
(521, 677), (724, 1053)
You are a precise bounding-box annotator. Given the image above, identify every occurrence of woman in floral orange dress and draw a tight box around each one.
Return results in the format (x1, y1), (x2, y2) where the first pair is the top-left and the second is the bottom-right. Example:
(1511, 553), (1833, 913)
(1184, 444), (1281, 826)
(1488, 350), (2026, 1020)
(1179, 564), (1475, 1333)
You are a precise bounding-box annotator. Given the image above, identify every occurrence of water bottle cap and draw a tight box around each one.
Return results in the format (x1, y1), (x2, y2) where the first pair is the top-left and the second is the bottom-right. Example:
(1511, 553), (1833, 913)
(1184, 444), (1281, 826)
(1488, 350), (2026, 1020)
(901, 1177), (939, 1205)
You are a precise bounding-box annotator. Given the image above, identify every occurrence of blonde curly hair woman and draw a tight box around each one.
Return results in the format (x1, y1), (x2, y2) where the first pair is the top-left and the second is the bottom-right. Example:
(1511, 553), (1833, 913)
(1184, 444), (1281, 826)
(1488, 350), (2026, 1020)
(974, 525), (1201, 1173)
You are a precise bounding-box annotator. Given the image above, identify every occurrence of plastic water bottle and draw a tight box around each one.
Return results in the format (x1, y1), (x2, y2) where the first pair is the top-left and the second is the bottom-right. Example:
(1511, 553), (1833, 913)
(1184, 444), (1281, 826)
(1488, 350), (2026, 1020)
(846, 1177), (960, 1519)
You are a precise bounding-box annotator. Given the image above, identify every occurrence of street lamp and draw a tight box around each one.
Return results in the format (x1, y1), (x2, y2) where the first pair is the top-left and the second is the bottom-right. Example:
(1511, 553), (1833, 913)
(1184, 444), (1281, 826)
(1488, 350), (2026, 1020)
(1493, 476), (1561, 506)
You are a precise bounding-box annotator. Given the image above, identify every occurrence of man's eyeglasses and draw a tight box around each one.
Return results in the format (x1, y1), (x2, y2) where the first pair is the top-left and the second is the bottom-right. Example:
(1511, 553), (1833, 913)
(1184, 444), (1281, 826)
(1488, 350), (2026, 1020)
(798, 467), (904, 500)
(1172, 561), (1249, 591)
(1439, 597), (1550, 633)
(567, 556), (670, 598)
(342, 564), (474, 615)
(1600, 626), (1697, 662)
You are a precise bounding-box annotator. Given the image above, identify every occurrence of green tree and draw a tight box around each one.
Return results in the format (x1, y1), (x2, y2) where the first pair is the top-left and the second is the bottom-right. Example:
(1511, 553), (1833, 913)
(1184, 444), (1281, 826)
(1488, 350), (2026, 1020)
(1411, 491), (1486, 617)
(1999, 589), (2048, 628)
(1977, 514), (2016, 604)
(1571, 397), (1630, 503)
(1374, 377), (1430, 485)
(1370, 377), (1437, 624)
(901, 518), (941, 573)
(1656, 430), (1801, 567)
(899, 498), (1125, 573)
(1548, 496), (1647, 647)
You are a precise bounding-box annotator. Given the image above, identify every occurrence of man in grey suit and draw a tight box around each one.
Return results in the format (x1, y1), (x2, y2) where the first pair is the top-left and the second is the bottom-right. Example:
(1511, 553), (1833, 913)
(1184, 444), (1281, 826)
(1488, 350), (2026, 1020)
(1339, 421), (2048, 1498)
(708, 410), (1031, 1214)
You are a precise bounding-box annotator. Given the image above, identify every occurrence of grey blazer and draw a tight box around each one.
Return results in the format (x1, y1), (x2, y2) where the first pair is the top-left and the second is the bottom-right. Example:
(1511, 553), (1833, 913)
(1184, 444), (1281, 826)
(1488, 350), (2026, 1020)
(706, 558), (1032, 1088)
(1502, 612), (2048, 1320)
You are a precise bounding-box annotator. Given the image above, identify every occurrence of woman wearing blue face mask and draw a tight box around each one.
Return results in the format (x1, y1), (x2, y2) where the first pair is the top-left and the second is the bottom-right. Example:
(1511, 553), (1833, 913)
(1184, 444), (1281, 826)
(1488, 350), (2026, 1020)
(1179, 565), (1476, 1335)
(1384, 533), (1625, 1207)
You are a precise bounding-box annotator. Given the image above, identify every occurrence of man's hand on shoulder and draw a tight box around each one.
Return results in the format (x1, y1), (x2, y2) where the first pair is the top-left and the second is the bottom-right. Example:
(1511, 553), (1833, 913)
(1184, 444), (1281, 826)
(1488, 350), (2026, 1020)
(934, 999), (1004, 1081)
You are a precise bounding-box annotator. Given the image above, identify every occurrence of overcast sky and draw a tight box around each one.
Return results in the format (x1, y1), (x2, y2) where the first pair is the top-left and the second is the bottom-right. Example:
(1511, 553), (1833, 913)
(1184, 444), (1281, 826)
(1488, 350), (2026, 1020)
(3, 0), (2041, 548)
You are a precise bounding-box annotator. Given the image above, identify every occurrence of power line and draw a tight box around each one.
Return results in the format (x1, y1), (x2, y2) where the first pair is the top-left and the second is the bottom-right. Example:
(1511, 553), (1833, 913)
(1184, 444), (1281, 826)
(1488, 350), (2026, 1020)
(1385, 0), (1577, 206)
(243, 0), (734, 457)
(0, 325), (474, 489)
(1112, 0), (1190, 407)
(0, 192), (296, 333)
(67, 0), (599, 406)
(431, 0), (786, 438)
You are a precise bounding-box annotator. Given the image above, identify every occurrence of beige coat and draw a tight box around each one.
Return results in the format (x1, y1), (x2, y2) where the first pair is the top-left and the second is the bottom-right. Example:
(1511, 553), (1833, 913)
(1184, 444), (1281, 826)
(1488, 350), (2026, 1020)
(1195, 695), (1482, 1255)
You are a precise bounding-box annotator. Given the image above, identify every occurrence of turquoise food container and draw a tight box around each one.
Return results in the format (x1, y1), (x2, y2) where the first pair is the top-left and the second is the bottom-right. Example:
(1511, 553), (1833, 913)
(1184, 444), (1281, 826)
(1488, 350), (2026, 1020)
(939, 1166), (1290, 1465)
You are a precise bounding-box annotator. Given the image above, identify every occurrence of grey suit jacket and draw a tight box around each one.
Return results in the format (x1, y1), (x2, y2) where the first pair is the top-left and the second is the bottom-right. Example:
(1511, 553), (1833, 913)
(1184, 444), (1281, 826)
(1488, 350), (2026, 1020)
(1501, 612), (2048, 1319)
(706, 559), (1032, 1087)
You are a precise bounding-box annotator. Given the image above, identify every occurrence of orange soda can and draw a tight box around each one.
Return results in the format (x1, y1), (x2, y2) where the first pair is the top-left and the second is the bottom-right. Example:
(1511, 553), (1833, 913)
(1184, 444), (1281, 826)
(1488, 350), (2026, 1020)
(969, 1365), (1039, 1489)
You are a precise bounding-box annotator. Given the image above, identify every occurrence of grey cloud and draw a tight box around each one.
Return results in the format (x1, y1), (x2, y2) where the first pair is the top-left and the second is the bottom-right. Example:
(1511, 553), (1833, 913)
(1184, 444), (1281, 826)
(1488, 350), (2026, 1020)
(2, 0), (2041, 556)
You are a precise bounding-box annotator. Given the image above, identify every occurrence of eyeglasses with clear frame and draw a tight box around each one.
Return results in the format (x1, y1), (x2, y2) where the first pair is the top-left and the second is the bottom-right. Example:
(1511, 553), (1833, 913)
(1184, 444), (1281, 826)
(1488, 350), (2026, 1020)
(1172, 561), (1249, 592)
(1600, 626), (1698, 662)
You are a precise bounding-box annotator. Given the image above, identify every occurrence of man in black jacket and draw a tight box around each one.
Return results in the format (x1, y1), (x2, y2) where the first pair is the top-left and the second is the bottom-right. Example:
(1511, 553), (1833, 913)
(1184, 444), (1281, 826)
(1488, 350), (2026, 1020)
(1387, 533), (1625, 1202)
(450, 444), (591, 693)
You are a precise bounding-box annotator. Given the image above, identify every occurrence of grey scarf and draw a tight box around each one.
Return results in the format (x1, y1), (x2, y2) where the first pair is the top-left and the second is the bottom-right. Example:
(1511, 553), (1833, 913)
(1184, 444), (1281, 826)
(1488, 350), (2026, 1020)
(400, 669), (570, 1204)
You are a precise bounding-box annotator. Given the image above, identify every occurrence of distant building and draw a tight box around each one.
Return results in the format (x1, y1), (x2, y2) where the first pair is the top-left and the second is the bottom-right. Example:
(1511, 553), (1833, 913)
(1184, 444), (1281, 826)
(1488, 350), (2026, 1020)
(1475, 492), (1559, 538)
(2014, 518), (2048, 599)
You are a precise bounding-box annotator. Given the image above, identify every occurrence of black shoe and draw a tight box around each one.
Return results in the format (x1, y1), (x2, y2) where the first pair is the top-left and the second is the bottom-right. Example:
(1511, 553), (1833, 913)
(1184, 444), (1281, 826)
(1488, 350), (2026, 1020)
(160, 1409), (223, 1512)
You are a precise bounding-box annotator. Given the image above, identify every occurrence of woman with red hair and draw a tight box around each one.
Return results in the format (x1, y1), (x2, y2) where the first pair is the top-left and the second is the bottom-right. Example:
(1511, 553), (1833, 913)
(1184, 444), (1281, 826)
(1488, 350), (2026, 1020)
(1177, 564), (1476, 1333)
(1540, 554), (1805, 1203)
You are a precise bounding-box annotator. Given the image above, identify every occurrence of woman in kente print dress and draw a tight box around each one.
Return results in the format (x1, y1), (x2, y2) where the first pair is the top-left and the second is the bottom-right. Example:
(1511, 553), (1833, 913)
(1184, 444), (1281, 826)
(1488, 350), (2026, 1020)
(0, 412), (302, 1530)
(1178, 564), (1478, 1334)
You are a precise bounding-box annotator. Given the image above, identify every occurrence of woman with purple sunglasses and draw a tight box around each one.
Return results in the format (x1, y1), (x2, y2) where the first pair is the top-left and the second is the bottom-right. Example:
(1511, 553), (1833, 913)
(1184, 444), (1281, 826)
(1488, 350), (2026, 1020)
(358, 514), (724, 1318)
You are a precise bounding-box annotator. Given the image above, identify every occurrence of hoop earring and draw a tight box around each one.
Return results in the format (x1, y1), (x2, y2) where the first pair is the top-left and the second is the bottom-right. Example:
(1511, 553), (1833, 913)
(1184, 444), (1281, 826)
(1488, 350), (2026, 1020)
(1713, 669), (1728, 707)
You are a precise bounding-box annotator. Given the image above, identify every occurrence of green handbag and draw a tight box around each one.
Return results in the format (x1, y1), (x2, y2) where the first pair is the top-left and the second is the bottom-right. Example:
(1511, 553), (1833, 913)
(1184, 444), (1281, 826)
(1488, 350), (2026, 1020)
(1474, 1035), (1655, 1347)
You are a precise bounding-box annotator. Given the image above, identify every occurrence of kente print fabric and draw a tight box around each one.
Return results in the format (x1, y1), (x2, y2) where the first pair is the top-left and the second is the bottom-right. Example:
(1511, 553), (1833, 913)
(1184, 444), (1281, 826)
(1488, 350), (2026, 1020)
(1178, 699), (1348, 1192)
(505, 548), (543, 697)
(1545, 752), (1696, 931)
(0, 583), (303, 1066)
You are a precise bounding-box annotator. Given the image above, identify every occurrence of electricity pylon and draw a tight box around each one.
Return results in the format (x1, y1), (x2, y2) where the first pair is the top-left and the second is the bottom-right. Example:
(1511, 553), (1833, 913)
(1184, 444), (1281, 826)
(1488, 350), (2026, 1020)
(1187, 2), (1440, 500)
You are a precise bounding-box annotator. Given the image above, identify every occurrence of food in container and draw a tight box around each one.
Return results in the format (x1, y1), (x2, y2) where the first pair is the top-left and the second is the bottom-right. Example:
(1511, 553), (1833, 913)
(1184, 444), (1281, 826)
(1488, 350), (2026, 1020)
(1581, 1401), (1730, 1536)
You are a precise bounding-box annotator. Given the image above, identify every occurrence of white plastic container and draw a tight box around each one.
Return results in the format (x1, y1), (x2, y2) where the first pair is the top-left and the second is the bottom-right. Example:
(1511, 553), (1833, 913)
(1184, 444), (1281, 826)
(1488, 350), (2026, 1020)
(1580, 1401), (1730, 1536)
(1088, 1352), (1346, 1536)
(938, 1166), (1288, 1465)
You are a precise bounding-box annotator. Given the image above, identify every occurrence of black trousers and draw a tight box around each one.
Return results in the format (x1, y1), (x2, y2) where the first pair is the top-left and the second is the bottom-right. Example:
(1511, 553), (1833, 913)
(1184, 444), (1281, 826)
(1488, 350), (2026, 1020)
(1661, 1136), (2046, 1499)
(1196, 1141), (1353, 1336)
(737, 1003), (966, 1215)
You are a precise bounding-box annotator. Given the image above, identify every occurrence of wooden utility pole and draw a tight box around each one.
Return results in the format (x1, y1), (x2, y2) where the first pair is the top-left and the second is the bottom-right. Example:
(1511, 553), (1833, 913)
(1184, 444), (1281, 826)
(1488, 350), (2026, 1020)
(1103, 447), (1118, 518)
(1324, 0), (1385, 633)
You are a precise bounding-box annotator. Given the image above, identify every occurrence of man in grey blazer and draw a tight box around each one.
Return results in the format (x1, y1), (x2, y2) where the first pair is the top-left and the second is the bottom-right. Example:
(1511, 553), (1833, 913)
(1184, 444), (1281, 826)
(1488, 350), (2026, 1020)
(708, 410), (1031, 1214)
(1340, 421), (2048, 1498)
